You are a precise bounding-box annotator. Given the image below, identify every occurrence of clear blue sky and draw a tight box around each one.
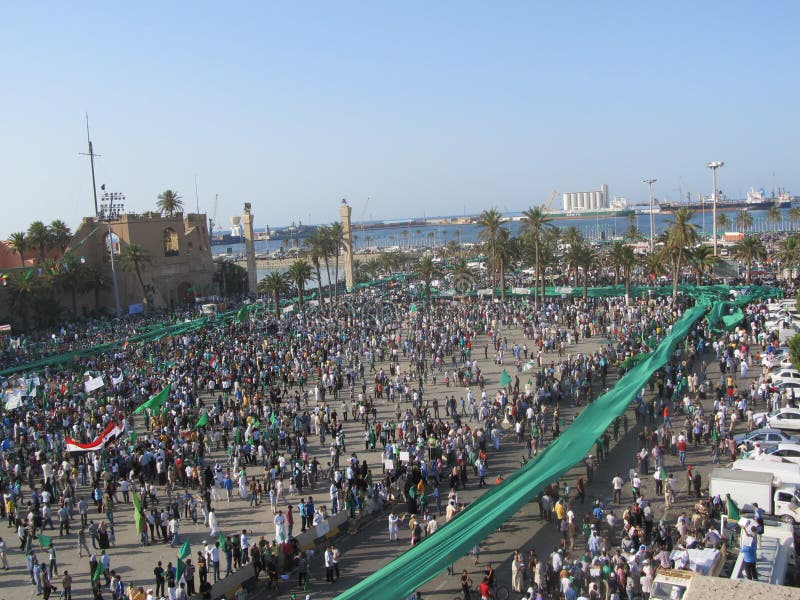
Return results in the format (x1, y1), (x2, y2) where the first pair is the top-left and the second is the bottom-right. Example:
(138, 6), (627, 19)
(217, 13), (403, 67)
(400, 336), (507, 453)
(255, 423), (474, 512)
(2, 2), (798, 237)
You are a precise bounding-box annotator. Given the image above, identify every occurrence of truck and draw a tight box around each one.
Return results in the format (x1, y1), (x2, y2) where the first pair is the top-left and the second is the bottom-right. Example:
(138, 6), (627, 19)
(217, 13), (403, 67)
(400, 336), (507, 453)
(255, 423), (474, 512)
(730, 458), (800, 486)
(730, 519), (795, 585)
(708, 468), (800, 524)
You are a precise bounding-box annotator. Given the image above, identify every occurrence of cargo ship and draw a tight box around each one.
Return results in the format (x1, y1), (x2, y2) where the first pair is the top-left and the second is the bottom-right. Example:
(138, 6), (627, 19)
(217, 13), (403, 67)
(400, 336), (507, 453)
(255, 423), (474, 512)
(660, 188), (795, 212)
(546, 196), (634, 220)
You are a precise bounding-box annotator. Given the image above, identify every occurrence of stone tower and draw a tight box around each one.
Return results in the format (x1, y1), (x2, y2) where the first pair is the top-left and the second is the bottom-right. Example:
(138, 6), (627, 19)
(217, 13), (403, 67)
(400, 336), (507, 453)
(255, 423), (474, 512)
(241, 203), (257, 295)
(339, 199), (354, 291)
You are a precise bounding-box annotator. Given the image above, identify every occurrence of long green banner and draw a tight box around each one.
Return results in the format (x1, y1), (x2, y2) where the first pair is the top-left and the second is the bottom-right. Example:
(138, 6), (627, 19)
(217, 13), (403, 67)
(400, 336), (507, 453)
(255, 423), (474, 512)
(334, 287), (778, 600)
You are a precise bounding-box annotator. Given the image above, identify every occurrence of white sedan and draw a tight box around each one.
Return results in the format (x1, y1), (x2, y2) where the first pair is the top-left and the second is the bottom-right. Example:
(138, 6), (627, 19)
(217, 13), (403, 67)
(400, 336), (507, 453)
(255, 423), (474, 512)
(767, 408), (800, 431)
(771, 369), (800, 385)
(766, 443), (800, 465)
(763, 349), (792, 367)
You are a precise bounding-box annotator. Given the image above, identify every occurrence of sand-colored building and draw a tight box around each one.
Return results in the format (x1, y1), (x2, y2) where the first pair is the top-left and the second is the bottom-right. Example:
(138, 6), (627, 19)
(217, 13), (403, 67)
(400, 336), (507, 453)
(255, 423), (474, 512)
(69, 211), (215, 313)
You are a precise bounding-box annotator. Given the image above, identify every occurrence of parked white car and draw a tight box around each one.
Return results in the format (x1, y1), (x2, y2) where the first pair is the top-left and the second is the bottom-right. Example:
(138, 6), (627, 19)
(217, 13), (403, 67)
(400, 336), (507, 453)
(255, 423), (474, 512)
(766, 443), (800, 465)
(770, 369), (800, 385)
(763, 348), (792, 367)
(767, 407), (800, 431)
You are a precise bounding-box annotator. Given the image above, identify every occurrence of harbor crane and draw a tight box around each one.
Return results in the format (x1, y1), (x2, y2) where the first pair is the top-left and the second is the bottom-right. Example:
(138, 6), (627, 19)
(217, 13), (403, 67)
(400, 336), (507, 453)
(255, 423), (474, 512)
(544, 190), (559, 211)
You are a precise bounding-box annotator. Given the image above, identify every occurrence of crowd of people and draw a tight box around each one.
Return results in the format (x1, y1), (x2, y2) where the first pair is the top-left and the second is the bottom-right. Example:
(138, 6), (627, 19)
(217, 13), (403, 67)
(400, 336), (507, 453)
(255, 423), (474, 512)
(0, 280), (796, 600)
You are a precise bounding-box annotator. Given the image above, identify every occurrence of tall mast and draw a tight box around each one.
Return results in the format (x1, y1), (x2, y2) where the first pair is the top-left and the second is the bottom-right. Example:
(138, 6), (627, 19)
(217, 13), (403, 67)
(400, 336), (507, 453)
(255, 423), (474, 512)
(84, 113), (100, 216)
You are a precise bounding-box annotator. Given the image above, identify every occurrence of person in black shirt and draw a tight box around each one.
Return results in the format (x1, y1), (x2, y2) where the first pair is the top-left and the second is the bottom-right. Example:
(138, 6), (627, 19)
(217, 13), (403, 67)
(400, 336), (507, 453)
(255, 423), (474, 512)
(154, 561), (165, 597)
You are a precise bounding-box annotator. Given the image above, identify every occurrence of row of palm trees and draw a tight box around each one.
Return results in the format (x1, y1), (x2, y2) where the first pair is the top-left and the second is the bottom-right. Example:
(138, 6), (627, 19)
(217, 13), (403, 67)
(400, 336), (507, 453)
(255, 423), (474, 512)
(2, 241), (154, 328)
(254, 205), (798, 315)
(470, 206), (796, 303)
(7, 220), (73, 267)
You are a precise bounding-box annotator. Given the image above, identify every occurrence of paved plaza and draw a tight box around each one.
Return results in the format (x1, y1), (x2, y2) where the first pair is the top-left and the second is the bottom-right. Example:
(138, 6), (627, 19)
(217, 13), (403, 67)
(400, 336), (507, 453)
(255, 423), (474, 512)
(0, 311), (760, 600)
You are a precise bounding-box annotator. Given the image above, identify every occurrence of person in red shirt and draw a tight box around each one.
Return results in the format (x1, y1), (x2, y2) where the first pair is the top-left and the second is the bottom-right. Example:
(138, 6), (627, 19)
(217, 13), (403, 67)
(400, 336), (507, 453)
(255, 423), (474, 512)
(477, 577), (491, 600)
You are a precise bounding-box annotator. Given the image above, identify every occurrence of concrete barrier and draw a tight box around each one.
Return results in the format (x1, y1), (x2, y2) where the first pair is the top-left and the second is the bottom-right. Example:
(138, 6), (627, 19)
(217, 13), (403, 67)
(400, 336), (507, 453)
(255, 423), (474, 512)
(209, 562), (256, 600)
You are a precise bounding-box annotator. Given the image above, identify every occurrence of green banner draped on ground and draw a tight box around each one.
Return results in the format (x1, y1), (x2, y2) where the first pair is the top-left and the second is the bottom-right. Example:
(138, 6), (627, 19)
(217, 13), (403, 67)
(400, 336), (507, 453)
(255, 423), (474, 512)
(334, 286), (779, 600)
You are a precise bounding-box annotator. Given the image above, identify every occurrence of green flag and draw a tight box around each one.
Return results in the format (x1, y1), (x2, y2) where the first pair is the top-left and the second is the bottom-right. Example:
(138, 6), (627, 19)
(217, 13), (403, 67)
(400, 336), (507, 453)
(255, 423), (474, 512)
(92, 560), (106, 581)
(236, 305), (248, 323)
(726, 496), (740, 521)
(175, 559), (186, 582)
(132, 489), (144, 534)
(194, 413), (209, 430)
(178, 539), (191, 561)
(134, 386), (170, 414)
(499, 370), (512, 387)
(38, 533), (52, 548)
(218, 532), (227, 551)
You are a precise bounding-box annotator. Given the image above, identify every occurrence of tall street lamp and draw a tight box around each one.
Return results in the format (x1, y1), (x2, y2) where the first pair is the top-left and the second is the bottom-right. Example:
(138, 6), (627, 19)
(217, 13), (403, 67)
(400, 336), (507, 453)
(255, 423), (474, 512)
(99, 193), (124, 316)
(644, 178), (657, 252)
(706, 161), (725, 255)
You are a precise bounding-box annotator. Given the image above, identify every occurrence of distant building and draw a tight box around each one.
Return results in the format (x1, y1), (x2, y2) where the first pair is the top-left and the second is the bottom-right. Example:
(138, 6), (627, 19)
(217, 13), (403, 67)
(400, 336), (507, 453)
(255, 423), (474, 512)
(562, 184), (609, 212)
(69, 211), (215, 313)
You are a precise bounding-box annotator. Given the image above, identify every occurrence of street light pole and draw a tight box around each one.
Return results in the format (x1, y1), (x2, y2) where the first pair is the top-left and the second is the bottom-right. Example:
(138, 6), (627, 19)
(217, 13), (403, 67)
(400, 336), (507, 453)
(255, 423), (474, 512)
(706, 162), (725, 255)
(644, 178), (657, 252)
(99, 193), (125, 316)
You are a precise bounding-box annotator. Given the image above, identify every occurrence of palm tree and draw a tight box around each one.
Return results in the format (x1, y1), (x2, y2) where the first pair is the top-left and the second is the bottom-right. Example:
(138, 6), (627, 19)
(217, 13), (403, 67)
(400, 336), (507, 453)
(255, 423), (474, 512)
(663, 207), (698, 297)
(416, 255), (441, 306)
(789, 207), (800, 232)
(84, 265), (110, 310)
(736, 210), (754, 233)
(618, 244), (639, 305)
(304, 229), (328, 304)
(623, 223), (644, 243)
(120, 243), (152, 306)
(157, 190), (183, 217)
(286, 259), (314, 312)
(766, 205), (782, 232)
(257, 271), (290, 317)
(566, 242), (597, 299)
(777, 235), (800, 279)
(561, 226), (583, 250)
(49, 220), (72, 254)
(608, 241), (627, 286)
(716, 212), (731, 232)
(477, 209), (504, 286)
(493, 228), (518, 299)
(27, 221), (51, 263)
(732, 236), (767, 283)
(6, 269), (38, 330)
(55, 253), (86, 315)
(451, 258), (475, 294)
(644, 250), (668, 285)
(520, 206), (553, 307)
(687, 245), (718, 284)
(8, 232), (28, 268)
(563, 229), (586, 285)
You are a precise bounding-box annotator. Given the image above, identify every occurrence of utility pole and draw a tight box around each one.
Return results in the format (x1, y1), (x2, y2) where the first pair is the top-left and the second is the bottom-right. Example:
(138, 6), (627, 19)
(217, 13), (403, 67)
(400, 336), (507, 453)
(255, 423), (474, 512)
(644, 178), (657, 252)
(706, 161), (725, 256)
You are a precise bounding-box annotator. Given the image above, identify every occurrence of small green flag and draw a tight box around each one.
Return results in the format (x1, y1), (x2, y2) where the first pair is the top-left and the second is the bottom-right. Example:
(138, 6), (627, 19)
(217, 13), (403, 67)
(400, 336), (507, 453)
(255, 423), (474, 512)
(178, 539), (191, 561)
(727, 496), (741, 521)
(133, 386), (170, 414)
(194, 413), (209, 430)
(92, 560), (106, 581)
(218, 532), (227, 551)
(38, 533), (52, 548)
(175, 558), (186, 582)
